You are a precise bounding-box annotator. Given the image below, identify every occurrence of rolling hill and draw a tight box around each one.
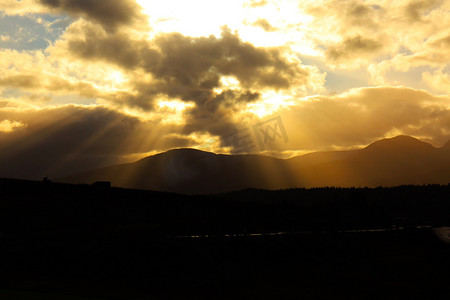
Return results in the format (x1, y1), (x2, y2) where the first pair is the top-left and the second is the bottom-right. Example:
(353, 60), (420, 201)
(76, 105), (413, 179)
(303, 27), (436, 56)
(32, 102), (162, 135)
(60, 135), (450, 194)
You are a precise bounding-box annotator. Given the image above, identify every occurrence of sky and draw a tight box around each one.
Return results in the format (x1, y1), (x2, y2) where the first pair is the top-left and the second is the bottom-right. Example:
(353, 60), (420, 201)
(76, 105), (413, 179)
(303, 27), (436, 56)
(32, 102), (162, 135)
(1, 0), (450, 179)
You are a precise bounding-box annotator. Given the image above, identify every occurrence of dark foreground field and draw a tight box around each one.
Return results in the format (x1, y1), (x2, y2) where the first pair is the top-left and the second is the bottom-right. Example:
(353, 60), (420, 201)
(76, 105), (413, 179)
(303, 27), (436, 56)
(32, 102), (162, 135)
(0, 178), (449, 299)
(1, 229), (450, 299)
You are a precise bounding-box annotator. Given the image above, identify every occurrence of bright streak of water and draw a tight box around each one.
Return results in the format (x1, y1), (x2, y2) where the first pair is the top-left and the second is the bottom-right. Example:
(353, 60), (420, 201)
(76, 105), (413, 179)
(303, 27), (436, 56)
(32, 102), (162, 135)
(169, 225), (443, 239)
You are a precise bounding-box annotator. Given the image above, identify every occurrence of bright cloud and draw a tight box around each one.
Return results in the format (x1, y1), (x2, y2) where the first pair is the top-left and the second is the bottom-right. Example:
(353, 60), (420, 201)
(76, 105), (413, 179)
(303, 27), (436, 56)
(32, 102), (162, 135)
(0, 119), (26, 133)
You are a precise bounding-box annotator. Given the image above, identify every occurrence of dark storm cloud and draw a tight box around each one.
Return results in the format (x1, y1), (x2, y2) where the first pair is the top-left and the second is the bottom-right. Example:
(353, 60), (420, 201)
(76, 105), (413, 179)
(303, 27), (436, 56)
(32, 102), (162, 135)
(38, 0), (147, 31)
(215, 90), (261, 106)
(64, 25), (311, 105)
(181, 89), (261, 138)
(326, 35), (383, 62)
(57, 23), (315, 148)
(65, 26), (160, 70)
(34, 0), (332, 154)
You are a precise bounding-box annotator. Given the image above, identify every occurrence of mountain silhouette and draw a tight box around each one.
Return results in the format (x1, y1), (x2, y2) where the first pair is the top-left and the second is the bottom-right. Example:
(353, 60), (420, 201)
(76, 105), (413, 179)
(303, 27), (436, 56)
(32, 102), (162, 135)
(60, 135), (450, 194)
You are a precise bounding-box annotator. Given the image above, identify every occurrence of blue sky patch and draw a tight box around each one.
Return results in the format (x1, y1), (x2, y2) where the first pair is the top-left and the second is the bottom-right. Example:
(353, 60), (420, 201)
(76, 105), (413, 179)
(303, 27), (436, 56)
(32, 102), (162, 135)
(0, 12), (71, 51)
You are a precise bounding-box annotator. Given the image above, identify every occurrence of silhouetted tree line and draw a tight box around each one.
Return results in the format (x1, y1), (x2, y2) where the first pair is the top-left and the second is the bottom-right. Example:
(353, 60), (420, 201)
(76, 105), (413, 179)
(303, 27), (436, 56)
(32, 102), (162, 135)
(215, 185), (450, 231)
(0, 178), (449, 236)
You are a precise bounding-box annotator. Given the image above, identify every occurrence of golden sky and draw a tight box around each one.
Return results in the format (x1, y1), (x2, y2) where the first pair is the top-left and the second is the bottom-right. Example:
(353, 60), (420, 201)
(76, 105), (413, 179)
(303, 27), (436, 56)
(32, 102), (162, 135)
(1, 0), (450, 178)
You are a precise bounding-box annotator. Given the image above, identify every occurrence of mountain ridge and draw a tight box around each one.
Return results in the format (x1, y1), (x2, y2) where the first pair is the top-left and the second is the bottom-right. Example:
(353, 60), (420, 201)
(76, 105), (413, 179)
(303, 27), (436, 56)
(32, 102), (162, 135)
(59, 135), (450, 194)
(363, 135), (437, 151)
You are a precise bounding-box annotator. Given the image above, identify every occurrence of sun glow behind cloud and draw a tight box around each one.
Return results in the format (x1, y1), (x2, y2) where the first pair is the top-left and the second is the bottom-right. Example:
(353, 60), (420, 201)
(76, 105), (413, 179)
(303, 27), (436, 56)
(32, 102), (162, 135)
(102, 71), (127, 92)
(137, 0), (317, 52)
(138, 0), (248, 38)
(247, 91), (296, 118)
(157, 99), (195, 124)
